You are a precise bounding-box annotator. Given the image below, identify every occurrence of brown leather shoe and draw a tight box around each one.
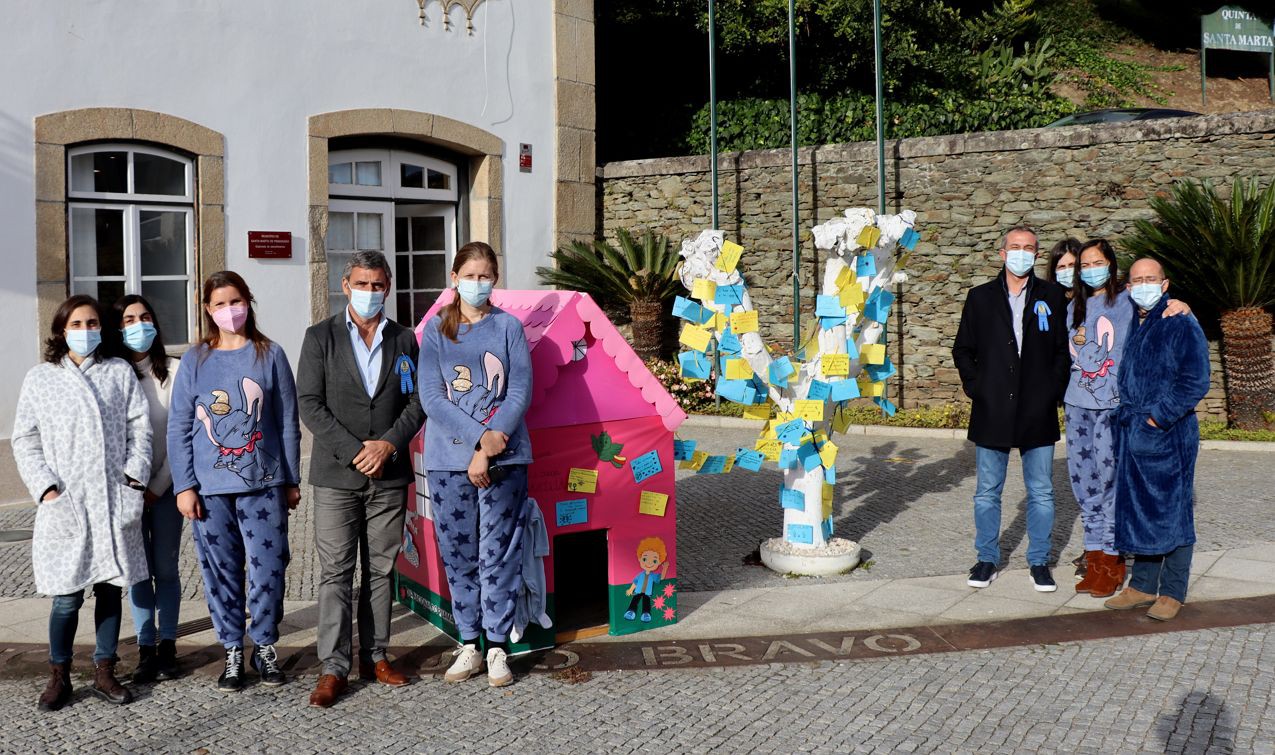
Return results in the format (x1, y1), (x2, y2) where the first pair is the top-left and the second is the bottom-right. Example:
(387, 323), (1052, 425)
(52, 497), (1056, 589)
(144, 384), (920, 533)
(1104, 586), (1157, 610)
(308, 674), (348, 708)
(359, 659), (409, 687)
(1086, 553), (1124, 599)
(1074, 551), (1103, 593)
(91, 660), (133, 705)
(1146, 596), (1183, 621)
(38, 662), (72, 712)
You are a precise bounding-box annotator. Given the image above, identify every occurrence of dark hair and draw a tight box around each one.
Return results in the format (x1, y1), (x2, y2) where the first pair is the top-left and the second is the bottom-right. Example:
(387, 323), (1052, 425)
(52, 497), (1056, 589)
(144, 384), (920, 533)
(439, 242), (500, 343)
(110, 294), (170, 384)
(1045, 238), (1083, 286)
(44, 294), (103, 364)
(198, 270), (272, 362)
(1072, 239), (1121, 330)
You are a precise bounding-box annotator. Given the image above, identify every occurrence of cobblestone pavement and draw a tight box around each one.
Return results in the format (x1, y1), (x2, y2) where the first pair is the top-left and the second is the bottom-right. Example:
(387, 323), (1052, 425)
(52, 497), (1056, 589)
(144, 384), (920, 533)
(0, 430), (1269, 598)
(0, 624), (1268, 753)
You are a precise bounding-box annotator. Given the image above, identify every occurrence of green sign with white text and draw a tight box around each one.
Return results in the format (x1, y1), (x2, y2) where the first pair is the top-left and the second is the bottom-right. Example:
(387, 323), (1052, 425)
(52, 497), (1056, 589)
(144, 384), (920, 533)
(1202, 6), (1274, 52)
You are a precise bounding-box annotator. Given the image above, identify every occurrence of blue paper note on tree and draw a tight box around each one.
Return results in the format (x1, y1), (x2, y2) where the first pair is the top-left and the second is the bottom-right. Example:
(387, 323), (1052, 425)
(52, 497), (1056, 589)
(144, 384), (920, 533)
(672, 296), (711, 324)
(714, 285), (744, 306)
(775, 419), (806, 445)
(769, 357), (795, 385)
(718, 329), (742, 355)
(829, 379), (861, 402)
(679, 350), (711, 378)
(824, 466), (837, 484)
(865, 356), (896, 383)
(555, 499), (588, 527)
(821, 517), (833, 540)
(735, 448), (765, 472)
(798, 443), (822, 471)
(786, 523), (814, 545)
(778, 447), (798, 469)
(698, 455), (727, 474)
(716, 379), (757, 405)
(673, 439), (697, 461)
(856, 254), (877, 278)
(873, 396), (898, 416)
(845, 338), (859, 359)
(807, 380), (831, 401)
(630, 450), (663, 484)
(780, 488), (806, 511)
(820, 315), (848, 331)
(815, 295), (845, 318)
(864, 288), (895, 323)
(900, 227), (920, 250)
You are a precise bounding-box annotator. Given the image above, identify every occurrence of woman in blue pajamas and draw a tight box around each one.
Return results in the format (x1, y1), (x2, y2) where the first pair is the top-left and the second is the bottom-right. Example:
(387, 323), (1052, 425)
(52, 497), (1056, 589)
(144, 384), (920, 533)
(418, 242), (532, 689)
(168, 270), (301, 692)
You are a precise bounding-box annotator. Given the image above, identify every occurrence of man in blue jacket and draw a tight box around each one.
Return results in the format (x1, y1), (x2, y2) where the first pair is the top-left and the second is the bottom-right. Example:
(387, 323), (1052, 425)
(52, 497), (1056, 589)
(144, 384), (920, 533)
(1103, 258), (1210, 621)
(952, 226), (1071, 592)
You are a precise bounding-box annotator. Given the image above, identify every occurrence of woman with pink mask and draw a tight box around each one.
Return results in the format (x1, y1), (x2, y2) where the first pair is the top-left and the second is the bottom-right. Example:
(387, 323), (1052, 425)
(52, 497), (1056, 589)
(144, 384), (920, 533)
(167, 271), (301, 692)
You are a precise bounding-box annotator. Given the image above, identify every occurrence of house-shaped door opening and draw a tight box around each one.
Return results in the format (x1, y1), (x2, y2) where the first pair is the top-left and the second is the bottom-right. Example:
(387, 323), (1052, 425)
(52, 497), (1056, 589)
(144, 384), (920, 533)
(395, 290), (687, 652)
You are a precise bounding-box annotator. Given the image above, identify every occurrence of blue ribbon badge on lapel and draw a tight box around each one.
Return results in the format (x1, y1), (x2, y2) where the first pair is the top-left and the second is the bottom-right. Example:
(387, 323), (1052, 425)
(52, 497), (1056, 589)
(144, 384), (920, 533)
(1035, 301), (1051, 332)
(397, 355), (415, 395)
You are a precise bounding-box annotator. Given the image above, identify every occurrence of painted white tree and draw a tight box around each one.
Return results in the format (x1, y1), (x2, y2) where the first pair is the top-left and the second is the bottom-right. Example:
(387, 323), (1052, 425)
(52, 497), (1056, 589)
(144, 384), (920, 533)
(673, 208), (918, 571)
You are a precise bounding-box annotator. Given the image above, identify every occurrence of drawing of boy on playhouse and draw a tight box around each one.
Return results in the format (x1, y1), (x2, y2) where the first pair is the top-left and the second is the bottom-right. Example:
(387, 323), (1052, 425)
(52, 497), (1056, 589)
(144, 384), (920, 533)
(624, 536), (670, 622)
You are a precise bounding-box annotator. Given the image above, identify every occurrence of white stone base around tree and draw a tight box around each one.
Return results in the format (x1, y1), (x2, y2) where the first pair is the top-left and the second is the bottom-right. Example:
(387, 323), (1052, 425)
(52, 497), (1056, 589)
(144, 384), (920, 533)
(760, 537), (862, 576)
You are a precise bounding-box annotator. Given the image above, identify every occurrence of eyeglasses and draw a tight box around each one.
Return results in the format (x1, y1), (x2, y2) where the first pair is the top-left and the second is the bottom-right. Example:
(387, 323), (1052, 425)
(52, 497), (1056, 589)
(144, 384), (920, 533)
(1128, 277), (1163, 286)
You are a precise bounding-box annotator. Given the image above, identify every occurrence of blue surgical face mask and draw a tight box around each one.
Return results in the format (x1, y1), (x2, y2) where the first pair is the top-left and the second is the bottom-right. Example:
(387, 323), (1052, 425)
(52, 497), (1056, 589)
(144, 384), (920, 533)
(1055, 268), (1074, 288)
(1130, 283), (1165, 310)
(457, 279), (494, 307)
(1005, 250), (1036, 277)
(348, 288), (385, 319)
(65, 328), (101, 358)
(1080, 267), (1111, 288)
(121, 322), (157, 353)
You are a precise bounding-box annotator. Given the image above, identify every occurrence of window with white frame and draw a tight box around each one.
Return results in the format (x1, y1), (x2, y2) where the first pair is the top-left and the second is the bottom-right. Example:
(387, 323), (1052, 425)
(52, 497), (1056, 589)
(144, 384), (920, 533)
(67, 144), (196, 343)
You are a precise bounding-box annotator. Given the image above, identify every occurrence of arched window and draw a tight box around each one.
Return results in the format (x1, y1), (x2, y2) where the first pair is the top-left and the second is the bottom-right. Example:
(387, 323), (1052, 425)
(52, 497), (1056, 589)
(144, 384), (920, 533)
(67, 143), (196, 342)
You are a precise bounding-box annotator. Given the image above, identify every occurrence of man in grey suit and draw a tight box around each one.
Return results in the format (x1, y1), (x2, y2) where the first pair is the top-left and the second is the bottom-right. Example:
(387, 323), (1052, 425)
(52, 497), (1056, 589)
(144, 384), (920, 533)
(297, 251), (425, 708)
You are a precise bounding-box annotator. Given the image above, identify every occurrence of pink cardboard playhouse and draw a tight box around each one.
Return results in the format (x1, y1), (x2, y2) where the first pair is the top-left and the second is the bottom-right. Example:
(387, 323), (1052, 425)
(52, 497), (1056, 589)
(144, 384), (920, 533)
(394, 289), (687, 651)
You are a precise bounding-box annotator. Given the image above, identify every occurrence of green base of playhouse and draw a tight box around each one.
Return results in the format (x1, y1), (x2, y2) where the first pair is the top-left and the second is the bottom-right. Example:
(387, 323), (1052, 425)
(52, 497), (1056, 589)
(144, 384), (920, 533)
(394, 570), (678, 649)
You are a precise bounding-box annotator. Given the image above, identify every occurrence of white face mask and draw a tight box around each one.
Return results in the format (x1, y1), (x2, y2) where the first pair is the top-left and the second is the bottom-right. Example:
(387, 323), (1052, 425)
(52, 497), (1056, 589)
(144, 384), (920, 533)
(348, 288), (385, 318)
(1130, 283), (1165, 310)
(1005, 250), (1036, 277)
(457, 279), (493, 307)
(1055, 268), (1074, 288)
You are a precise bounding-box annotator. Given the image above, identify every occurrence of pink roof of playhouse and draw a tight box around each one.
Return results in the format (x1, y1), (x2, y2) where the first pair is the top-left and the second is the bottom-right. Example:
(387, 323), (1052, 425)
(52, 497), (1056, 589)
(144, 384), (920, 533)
(417, 290), (688, 432)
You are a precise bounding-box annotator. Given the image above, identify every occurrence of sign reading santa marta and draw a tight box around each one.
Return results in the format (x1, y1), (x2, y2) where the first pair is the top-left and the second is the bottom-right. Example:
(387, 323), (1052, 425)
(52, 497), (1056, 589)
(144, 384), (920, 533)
(1201, 6), (1274, 52)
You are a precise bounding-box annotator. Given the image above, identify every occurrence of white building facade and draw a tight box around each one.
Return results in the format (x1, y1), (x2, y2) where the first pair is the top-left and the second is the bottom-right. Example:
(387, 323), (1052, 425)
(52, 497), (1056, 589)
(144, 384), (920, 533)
(0, 0), (597, 437)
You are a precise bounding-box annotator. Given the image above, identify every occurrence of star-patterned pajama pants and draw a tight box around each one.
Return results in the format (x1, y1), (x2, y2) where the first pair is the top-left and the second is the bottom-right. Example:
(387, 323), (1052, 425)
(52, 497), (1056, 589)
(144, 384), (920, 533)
(1064, 404), (1118, 555)
(192, 487), (290, 649)
(426, 466), (527, 644)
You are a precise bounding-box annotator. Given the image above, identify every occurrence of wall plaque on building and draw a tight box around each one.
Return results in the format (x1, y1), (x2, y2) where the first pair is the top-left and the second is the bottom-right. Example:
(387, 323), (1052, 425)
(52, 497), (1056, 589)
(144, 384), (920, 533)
(1200, 5), (1275, 105)
(248, 231), (292, 259)
(519, 143), (533, 173)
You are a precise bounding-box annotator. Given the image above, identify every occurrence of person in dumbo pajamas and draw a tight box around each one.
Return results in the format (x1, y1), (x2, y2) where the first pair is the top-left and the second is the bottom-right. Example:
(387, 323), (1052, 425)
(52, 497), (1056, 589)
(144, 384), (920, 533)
(168, 271), (301, 692)
(417, 241), (532, 689)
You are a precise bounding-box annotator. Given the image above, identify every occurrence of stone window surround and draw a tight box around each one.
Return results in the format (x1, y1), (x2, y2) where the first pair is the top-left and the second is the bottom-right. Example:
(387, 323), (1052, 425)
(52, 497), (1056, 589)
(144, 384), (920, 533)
(307, 109), (504, 325)
(33, 107), (225, 346)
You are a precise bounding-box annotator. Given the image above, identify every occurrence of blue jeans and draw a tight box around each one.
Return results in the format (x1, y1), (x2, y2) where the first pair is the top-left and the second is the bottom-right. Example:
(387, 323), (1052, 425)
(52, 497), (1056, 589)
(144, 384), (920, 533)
(973, 444), (1056, 566)
(1129, 545), (1193, 603)
(49, 583), (122, 664)
(129, 488), (183, 645)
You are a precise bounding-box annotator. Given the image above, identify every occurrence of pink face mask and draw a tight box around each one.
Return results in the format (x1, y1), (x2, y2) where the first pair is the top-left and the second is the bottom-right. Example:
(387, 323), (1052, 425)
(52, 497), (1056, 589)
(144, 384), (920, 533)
(211, 304), (249, 333)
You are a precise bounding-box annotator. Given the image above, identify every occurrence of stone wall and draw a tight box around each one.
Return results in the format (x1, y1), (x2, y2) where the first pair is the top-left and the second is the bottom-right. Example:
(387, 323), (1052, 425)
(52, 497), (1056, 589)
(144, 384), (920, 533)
(598, 110), (1275, 421)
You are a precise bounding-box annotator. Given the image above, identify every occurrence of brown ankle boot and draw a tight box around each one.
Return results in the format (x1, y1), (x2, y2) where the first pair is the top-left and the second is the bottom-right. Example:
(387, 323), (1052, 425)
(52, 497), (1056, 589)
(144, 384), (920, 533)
(1086, 553), (1123, 598)
(1074, 551), (1103, 593)
(91, 660), (133, 705)
(38, 662), (72, 711)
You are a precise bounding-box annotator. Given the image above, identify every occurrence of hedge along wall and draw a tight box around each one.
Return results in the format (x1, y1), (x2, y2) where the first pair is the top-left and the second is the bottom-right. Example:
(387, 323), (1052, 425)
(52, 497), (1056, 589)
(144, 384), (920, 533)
(598, 109), (1275, 421)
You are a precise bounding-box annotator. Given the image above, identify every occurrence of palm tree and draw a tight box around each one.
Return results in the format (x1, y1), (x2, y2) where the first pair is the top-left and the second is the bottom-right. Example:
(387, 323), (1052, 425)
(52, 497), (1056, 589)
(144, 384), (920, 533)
(1124, 179), (1275, 429)
(536, 229), (682, 360)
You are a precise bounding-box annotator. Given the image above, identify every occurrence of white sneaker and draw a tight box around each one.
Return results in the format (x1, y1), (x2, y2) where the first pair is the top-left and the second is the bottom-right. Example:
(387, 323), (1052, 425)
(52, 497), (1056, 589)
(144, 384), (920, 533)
(443, 644), (483, 683)
(486, 648), (513, 688)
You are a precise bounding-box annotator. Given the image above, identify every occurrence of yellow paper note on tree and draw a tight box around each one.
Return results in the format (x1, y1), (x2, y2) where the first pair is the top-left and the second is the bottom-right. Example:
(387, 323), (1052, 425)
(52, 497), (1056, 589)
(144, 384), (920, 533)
(861, 343), (886, 365)
(822, 354), (850, 377)
(725, 358), (753, 380)
(831, 406), (853, 434)
(818, 440), (839, 469)
(755, 438), (782, 460)
(680, 450), (709, 471)
(742, 402), (772, 421)
(821, 484), (834, 519)
(858, 379), (885, 397)
(716, 240), (744, 273)
(691, 278), (717, 302)
(794, 400), (825, 422)
(856, 226), (881, 249)
(839, 285), (865, 310)
(835, 266), (857, 290)
(680, 324), (712, 352)
(566, 468), (598, 494)
(708, 312), (728, 331)
(721, 456), (735, 473)
(730, 310), (759, 334)
(638, 491), (669, 517)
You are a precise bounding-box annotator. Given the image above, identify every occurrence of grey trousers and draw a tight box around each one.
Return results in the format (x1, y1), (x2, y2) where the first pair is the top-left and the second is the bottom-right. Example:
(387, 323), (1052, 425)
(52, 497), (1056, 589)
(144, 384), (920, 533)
(313, 481), (407, 677)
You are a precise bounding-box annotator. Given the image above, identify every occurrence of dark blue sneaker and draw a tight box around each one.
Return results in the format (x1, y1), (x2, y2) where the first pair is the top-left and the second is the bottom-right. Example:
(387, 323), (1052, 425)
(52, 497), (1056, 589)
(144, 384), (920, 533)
(1030, 565), (1057, 592)
(967, 561), (998, 588)
(251, 644), (286, 687)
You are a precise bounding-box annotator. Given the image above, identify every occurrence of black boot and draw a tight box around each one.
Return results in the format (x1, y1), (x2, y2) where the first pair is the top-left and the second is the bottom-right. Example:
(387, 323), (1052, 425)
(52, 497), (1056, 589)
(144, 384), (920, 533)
(217, 646), (244, 692)
(38, 662), (72, 712)
(154, 639), (180, 681)
(91, 659), (133, 705)
(132, 645), (158, 684)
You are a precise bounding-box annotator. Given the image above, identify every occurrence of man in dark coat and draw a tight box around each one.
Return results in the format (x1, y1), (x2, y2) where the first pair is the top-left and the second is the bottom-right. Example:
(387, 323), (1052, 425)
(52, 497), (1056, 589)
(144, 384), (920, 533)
(297, 251), (426, 707)
(1103, 257), (1210, 621)
(952, 226), (1070, 591)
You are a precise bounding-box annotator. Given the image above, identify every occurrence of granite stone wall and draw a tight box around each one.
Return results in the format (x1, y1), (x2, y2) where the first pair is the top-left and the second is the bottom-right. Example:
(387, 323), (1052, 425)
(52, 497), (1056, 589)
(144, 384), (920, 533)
(598, 110), (1275, 421)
